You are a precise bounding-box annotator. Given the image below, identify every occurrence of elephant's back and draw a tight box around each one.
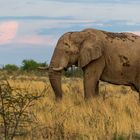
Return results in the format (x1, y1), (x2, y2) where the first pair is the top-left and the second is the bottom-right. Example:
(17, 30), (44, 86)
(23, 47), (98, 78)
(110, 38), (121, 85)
(82, 28), (140, 48)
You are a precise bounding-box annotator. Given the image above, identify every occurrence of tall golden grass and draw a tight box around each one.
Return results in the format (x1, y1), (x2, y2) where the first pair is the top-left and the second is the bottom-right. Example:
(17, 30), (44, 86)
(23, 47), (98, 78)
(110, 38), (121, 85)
(7, 76), (140, 140)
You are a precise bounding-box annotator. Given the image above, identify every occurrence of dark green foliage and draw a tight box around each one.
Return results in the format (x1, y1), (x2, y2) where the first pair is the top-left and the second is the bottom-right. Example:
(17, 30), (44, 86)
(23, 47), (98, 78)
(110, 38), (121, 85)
(21, 59), (40, 71)
(64, 66), (83, 77)
(21, 59), (48, 72)
(3, 64), (19, 71)
(113, 133), (127, 140)
(39, 61), (48, 67)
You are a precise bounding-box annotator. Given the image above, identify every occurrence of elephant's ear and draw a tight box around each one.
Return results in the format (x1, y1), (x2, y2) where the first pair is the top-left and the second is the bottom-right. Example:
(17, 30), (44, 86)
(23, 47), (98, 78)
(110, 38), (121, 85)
(78, 35), (102, 68)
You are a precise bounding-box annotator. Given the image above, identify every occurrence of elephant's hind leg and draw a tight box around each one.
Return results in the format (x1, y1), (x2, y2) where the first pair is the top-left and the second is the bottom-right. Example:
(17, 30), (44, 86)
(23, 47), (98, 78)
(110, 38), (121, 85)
(95, 81), (99, 95)
(135, 85), (140, 102)
(83, 56), (105, 99)
(134, 75), (140, 102)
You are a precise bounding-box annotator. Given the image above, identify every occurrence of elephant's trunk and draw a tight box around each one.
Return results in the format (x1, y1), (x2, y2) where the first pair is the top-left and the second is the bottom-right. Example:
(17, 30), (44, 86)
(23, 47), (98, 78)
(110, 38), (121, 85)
(48, 46), (69, 100)
(49, 68), (62, 100)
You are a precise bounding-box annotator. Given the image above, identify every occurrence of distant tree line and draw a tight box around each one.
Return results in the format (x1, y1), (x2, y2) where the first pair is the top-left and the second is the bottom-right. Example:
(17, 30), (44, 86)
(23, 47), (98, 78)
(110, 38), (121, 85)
(3, 59), (48, 72)
(2, 59), (83, 77)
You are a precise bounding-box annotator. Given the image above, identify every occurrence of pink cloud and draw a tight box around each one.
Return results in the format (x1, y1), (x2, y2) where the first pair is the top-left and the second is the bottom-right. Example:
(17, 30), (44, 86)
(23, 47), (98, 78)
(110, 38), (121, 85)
(0, 21), (18, 44)
(17, 35), (57, 46)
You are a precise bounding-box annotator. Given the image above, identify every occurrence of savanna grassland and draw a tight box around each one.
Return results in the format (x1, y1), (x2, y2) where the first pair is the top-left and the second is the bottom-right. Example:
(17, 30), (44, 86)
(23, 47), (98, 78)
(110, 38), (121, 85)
(1, 71), (140, 140)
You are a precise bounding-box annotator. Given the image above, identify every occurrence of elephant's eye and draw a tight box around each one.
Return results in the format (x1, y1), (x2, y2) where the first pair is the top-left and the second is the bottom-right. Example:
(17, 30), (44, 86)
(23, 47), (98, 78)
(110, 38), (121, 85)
(65, 50), (69, 54)
(64, 42), (70, 48)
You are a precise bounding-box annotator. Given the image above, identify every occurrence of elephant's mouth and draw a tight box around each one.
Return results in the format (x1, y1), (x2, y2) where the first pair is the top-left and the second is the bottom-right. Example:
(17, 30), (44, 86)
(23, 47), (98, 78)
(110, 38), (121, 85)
(48, 56), (77, 100)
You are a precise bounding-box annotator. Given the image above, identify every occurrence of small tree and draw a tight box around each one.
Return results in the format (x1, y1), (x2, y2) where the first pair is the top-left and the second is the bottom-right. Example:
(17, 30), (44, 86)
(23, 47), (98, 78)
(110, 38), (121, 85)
(21, 59), (40, 71)
(39, 62), (48, 67)
(3, 64), (19, 71)
(0, 79), (47, 140)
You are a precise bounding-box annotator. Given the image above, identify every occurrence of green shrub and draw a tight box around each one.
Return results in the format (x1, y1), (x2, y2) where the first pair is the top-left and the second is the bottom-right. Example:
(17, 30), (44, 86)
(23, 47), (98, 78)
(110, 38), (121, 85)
(21, 59), (48, 72)
(21, 59), (40, 71)
(0, 79), (46, 140)
(3, 64), (19, 71)
(113, 133), (127, 140)
(64, 66), (83, 77)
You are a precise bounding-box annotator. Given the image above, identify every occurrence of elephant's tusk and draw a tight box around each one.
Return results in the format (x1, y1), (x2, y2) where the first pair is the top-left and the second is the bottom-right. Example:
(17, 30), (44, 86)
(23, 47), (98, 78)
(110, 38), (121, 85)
(52, 67), (63, 71)
(37, 66), (49, 70)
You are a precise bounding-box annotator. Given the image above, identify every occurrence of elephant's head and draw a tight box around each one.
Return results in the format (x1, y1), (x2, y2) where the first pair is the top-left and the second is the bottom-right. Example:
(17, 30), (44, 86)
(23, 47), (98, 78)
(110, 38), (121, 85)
(49, 29), (103, 100)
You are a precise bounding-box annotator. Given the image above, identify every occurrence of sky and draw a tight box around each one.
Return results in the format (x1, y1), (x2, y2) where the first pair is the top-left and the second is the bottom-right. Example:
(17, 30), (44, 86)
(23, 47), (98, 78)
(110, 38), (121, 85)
(0, 0), (140, 66)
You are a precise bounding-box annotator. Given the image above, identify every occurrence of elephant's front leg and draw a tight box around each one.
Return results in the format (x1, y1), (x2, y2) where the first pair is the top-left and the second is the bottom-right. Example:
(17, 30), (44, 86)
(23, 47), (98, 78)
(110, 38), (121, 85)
(83, 57), (105, 99)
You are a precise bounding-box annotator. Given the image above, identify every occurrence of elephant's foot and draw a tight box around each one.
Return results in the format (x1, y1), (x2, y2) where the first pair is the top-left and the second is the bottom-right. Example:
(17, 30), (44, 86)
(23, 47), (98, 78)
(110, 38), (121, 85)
(55, 95), (62, 102)
(84, 93), (94, 100)
(84, 81), (100, 100)
(84, 90), (99, 101)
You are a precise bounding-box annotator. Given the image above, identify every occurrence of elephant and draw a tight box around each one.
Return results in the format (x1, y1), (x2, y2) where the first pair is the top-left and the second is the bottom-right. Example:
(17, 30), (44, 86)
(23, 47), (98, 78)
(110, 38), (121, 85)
(48, 28), (140, 100)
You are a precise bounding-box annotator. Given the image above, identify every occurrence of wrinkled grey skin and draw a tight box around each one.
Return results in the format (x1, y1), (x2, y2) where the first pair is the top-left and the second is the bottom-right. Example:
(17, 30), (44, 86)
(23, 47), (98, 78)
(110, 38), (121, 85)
(49, 28), (140, 100)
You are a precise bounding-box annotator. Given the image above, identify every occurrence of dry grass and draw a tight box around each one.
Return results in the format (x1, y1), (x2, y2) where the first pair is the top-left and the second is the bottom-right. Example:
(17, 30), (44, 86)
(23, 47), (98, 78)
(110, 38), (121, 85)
(5, 76), (140, 140)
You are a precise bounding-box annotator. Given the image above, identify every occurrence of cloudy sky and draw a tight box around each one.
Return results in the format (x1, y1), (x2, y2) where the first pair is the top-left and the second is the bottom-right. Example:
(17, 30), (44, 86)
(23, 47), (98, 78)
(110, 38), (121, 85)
(0, 0), (140, 65)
